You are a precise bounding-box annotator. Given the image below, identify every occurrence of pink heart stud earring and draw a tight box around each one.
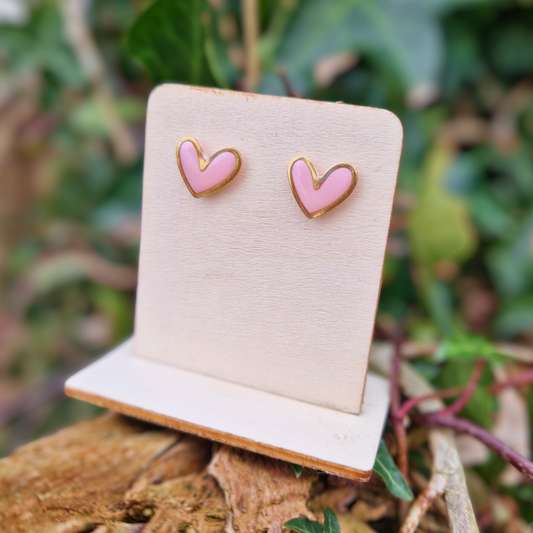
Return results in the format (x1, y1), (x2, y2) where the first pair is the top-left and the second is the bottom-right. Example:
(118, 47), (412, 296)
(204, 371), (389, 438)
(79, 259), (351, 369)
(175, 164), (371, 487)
(288, 156), (358, 219)
(176, 137), (242, 198)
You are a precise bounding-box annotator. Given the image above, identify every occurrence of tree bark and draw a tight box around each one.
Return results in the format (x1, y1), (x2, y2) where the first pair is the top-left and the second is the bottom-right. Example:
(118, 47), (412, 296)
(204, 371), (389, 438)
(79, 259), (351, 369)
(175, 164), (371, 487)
(0, 409), (456, 533)
(0, 413), (321, 533)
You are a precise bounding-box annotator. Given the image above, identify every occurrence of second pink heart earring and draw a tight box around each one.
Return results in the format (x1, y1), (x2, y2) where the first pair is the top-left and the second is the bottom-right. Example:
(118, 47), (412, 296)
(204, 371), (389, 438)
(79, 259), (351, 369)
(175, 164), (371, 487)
(288, 156), (358, 219)
(176, 137), (242, 198)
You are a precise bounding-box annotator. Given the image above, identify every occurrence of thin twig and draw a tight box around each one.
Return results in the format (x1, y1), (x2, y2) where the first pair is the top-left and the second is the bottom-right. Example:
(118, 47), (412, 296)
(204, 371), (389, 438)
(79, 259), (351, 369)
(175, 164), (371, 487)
(241, 0), (260, 92)
(439, 358), (485, 417)
(399, 473), (447, 533)
(410, 470), (448, 519)
(412, 412), (533, 482)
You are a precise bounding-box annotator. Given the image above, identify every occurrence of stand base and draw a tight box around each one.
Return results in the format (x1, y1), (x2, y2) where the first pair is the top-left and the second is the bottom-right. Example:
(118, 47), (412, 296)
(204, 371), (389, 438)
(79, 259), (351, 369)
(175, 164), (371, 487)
(65, 339), (389, 481)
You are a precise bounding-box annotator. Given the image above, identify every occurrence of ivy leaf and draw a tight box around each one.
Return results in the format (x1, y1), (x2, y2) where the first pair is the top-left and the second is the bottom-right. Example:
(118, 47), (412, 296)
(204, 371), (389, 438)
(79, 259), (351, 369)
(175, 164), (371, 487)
(373, 439), (414, 501)
(284, 516), (325, 533)
(323, 509), (340, 533)
(126, 0), (217, 86)
(258, 0), (482, 97)
(284, 508), (339, 533)
(436, 333), (504, 366)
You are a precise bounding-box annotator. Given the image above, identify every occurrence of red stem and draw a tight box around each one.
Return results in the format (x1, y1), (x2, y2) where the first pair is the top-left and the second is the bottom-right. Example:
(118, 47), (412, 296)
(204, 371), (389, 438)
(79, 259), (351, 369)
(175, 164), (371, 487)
(412, 412), (533, 482)
(388, 336), (533, 485)
(395, 386), (464, 420)
(488, 367), (533, 395)
(439, 358), (485, 417)
(390, 335), (409, 482)
(390, 337), (401, 413)
(395, 358), (484, 420)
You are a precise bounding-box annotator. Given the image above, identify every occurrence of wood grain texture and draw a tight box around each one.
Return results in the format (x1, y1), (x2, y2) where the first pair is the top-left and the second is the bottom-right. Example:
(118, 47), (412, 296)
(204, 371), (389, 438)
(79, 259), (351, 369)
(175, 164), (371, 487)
(65, 339), (390, 480)
(135, 85), (403, 414)
(0, 413), (319, 533)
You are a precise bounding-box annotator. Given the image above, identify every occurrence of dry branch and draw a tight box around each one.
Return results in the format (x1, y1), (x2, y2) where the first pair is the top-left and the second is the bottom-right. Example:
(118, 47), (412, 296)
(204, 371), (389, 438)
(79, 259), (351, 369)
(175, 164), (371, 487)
(400, 472), (447, 533)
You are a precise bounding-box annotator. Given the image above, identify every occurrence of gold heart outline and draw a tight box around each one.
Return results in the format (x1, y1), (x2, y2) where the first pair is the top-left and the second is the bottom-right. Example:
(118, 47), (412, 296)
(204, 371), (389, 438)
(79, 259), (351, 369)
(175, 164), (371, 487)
(176, 137), (242, 198)
(288, 156), (358, 219)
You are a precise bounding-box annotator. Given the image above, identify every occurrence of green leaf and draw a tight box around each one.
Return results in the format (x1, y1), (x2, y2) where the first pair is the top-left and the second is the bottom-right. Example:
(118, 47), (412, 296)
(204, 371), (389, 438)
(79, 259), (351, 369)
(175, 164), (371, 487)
(490, 23), (533, 77)
(126, 0), (217, 86)
(408, 144), (478, 268)
(495, 296), (533, 338)
(470, 188), (515, 239)
(284, 517), (324, 533)
(426, 279), (457, 337)
(290, 463), (303, 478)
(258, 0), (482, 97)
(284, 508), (339, 533)
(486, 210), (533, 297)
(69, 97), (145, 137)
(436, 333), (504, 366)
(323, 509), (340, 533)
(204, 8), (239, 89)
(90, 286), (134, 343)
(373, 439), (414, 501)
(0, 4), (84, 86)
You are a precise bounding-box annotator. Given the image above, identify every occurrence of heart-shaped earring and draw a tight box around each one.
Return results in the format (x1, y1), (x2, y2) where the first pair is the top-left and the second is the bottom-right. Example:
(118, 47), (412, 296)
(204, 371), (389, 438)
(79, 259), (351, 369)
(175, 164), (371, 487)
(288, 156), (358, 219)
(176, 137), (242, 198)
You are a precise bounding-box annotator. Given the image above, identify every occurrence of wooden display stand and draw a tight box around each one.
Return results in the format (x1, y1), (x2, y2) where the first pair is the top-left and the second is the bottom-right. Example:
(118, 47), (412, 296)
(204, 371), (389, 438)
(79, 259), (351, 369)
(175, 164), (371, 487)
(66, 85), (403, 481)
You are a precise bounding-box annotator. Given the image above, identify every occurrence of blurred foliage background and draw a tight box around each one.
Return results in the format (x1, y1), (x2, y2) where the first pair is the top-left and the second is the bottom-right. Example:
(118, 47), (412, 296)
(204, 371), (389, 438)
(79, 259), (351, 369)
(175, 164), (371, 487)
(1, 0), (533, 524)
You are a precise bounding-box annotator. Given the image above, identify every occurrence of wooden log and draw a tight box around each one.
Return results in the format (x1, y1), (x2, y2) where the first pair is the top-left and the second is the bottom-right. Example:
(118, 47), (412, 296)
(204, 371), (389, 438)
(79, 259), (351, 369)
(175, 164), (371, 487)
(0, 410), (462, 533)
(0, 413), (320, 533)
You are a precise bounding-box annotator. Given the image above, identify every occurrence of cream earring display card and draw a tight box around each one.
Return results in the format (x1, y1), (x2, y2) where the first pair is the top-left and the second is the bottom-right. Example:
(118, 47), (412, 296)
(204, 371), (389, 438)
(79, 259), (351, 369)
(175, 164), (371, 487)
(138, 85), (401, 414)
(66, 84), (403, 480)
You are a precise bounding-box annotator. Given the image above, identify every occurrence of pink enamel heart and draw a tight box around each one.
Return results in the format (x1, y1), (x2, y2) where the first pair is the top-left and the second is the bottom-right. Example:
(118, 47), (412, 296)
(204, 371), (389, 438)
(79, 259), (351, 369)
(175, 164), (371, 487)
(177, 138), (241, 197)
(289, 157), (358, 218)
